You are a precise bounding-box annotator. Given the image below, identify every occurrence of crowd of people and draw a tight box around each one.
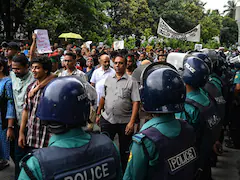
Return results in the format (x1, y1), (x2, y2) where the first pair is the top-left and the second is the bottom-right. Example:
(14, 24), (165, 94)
(0, 33), (239, 180)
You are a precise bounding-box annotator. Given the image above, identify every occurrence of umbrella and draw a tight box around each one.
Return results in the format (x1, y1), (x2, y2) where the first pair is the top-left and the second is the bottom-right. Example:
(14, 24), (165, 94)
(58, 32), (83, 41)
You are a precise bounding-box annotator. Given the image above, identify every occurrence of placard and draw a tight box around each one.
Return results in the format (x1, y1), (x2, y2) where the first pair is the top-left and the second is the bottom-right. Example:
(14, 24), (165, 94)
(34, 29), (52, 54)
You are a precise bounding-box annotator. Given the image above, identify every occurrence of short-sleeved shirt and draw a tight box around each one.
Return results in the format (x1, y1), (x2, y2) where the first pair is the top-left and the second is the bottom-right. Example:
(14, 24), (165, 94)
(90, 67), (115, 106)
(24, 81), (50, 148)
(10, 71), (35, 125)
(102, 73), (140, 124)
(58, 68), (88, 81)
(234, 70), (240, 84)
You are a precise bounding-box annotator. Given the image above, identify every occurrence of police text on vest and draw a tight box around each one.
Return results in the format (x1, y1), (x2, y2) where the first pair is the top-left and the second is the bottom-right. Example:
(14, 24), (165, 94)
(64, 163), (109, 180)
(167, 147), (197, 172)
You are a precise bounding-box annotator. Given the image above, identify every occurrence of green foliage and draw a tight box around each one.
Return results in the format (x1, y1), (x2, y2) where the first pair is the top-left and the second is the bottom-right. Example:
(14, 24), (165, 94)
(0, 0), (238, 50)
(220, 16), (238, 47)
(107, 0), (153, 37)
(200, 11), (222, 43)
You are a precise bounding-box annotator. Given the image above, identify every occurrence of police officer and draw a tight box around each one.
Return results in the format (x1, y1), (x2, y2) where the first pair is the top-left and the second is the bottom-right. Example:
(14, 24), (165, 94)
(191, 52), (226, 156)
(124, 63), (197, 180)
(175, 56), (220, 180)
(18, 76), (122, 180)
(228, 62), (240, 148)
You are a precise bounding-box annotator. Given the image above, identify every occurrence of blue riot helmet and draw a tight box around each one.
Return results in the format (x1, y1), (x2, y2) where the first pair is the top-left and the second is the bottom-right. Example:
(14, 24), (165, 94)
(37, 76), (92, 133)
(191, 52), (213, 73)
(182, 56), (210, 88)
(140, 63), (186, 113)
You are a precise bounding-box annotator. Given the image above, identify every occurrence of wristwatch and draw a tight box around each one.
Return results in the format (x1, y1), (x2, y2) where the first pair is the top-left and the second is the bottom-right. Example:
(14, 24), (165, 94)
(8, 126), (14, 129)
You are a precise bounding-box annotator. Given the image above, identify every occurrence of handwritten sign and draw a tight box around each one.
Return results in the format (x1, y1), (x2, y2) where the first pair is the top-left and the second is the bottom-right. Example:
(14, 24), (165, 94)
(113, 40), (124, 50)
(34, 29), (52, 54)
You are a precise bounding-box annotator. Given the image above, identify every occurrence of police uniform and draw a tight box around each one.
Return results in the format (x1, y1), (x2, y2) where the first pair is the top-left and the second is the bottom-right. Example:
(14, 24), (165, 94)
(18, 128), (122, 180)
(175, 89), (209, 128)
(18, 76), (122, 180)
(234, 70), (240, 84)
(124, 62), (197, 180)
(124, 115), (197, 180)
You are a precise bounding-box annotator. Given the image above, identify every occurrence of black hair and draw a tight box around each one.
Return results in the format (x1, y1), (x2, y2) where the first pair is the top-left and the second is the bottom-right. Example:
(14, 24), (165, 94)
(31, 56), (52, 75)
(0, 56), (9, 76)
(12, 54), (29, 67)
(115, 54), (127, 65)
(110, 51), (119, 59)
(65, 52), (76, 60)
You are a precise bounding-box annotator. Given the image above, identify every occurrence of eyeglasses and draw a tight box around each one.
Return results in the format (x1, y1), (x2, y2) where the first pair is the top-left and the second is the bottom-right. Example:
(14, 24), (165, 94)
(64, 60), (73, 63)
(114, 62), (124, 65)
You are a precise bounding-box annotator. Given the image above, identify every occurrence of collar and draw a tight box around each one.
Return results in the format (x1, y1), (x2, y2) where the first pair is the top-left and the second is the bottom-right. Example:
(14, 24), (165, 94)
(141, 114), (175, 131)
(20, 71), (32, 81)
(113, 73), (128, 80)
(48, 128), (86, 146)
(100, 66), (112, 73)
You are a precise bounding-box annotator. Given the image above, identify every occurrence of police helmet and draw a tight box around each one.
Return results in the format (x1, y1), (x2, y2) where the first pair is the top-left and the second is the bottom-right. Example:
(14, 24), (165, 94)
(37, 76), (91, 128)
(166, 52), (189, 71)
(182, 56), (210, 88)
(190, 52), (213, 73)
(200, 49), (219, 70)
(140, 63), (186, 113)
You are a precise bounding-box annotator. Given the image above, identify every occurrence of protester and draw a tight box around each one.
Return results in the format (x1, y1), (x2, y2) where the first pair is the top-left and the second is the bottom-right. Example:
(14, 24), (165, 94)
(0, 57), (15, 171)
(18, 56), (53, 153)
(58, 52), (87, 81)
(96, 54), (140, 171)
(83, 57), (95, 82)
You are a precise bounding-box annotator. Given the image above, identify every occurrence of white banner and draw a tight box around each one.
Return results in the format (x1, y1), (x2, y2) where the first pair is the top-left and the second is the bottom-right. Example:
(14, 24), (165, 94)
(34, 29), (52, 54)
(113, 40), (124, 50)
(157, 18), (200, 42)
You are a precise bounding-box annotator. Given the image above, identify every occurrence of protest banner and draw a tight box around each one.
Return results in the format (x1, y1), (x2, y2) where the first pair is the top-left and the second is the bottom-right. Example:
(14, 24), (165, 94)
(34, 29), (52, 54)
(157, 18), (200, 42)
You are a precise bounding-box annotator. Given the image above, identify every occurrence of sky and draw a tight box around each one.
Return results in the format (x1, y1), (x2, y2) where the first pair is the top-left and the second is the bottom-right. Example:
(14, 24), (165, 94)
(202, 0), (231, 14)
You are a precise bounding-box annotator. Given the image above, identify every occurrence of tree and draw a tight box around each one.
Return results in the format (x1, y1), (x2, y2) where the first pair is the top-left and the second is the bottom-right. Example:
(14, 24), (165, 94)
(0, 0), (31, 40)
(148, 0), (205, 34)
(223, 0), (237, 18)
(106, 0), (153, 38)
(220, 16), (238, 47)
(24, 0), (110, 42)
(200, 10), (222, 43)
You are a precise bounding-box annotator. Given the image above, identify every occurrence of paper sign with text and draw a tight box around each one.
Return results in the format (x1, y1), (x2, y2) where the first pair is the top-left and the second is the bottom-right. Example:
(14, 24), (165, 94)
(34, 29), (52, 54)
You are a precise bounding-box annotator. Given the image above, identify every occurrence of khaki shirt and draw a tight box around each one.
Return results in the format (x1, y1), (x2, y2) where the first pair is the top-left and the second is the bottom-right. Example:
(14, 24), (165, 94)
(102, 73), (140, 124)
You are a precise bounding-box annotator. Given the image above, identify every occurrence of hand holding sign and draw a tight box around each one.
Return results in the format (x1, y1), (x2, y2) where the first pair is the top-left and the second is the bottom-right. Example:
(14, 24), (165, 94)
(34, 29), (52, 54)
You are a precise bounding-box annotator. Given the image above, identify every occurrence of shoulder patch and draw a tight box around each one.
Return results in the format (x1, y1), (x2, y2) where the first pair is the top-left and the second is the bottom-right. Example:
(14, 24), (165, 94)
(132, 133), (145, 144)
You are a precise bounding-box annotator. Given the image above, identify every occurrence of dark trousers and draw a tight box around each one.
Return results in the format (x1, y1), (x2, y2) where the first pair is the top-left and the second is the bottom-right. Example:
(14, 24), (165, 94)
(100, 116), (133, 172)
(10, 125), (29, 180)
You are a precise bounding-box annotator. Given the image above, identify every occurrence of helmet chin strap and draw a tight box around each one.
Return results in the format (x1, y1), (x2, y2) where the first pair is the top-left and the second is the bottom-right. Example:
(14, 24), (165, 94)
(47, 124), (70, 134)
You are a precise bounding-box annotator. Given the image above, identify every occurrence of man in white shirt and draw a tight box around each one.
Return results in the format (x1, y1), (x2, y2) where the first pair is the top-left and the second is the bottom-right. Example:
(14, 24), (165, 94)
(88, 54), (115, 130)
(90, 54), (115, 106)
